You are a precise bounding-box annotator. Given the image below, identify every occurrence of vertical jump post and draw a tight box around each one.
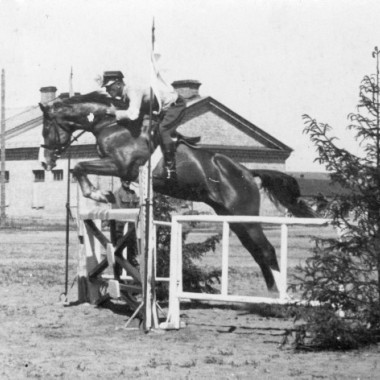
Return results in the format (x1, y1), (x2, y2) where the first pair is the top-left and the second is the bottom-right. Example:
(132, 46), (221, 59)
(140, 18), (159, 332)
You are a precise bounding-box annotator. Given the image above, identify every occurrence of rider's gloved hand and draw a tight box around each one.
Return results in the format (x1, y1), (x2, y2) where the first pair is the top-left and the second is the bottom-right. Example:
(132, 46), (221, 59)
(115, 110), (130, 121)
(106, 105), (116, 116)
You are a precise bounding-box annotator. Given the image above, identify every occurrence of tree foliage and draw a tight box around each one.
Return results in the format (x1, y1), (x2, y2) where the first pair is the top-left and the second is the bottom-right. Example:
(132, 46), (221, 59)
(153, 193), (221, 300)
(290, 47), (380, 350)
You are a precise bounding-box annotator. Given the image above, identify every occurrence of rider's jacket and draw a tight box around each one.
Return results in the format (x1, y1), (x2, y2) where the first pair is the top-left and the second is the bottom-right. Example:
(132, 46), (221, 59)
(115, 75), (178, 122)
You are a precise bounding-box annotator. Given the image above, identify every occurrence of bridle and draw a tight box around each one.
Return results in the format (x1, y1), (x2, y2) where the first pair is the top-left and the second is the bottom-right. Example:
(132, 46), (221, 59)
(41, 114), (86, 158)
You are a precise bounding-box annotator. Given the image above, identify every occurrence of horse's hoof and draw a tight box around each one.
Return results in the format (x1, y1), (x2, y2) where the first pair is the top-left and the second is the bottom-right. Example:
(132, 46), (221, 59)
(90, 190), (108, 203)
(104, 191), (116, 204)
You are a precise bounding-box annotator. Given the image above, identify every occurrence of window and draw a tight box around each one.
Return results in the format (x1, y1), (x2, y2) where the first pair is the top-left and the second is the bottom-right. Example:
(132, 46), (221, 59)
(33, 170), (45, 182)
(53, 169), (64, 181)
(69, 169), (77, 183)
(0, 171), (9, 183)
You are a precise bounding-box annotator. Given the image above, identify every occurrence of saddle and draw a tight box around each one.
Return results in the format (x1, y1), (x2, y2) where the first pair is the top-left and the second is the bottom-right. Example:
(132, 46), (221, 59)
(176, 133), (201, 147)
(149, 123), (201, 148)
(112, 116), (202, 148)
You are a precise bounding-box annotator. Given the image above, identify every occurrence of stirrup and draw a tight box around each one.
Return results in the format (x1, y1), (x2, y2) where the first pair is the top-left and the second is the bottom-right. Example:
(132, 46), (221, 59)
(165, 168), (177, 181)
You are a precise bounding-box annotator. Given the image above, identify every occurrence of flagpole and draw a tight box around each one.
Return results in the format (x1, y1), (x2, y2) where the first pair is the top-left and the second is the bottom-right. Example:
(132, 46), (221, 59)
(147, 19), (155, 202)
(147, 22), (154, 205)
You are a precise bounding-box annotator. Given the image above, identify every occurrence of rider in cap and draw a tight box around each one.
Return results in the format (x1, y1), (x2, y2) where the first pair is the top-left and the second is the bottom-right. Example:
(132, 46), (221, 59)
(102, 70), (186, 181)
(102, 71), (125, 98)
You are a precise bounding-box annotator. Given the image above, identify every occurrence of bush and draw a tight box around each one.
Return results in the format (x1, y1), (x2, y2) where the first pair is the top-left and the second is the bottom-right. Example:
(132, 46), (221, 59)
(153, 193), (221, 300)
(286, 306), (380, 350)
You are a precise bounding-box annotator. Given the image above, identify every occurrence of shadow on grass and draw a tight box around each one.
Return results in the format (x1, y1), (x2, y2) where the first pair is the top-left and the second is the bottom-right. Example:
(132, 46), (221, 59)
(178, 300), (294, 319)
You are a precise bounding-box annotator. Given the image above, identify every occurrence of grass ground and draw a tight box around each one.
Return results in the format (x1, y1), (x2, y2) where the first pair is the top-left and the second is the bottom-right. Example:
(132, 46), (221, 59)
(0, 225), (379, 379)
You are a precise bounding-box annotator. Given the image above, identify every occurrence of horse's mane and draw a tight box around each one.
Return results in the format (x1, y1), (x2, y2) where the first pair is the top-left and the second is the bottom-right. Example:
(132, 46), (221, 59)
(63, 91), (128, 109)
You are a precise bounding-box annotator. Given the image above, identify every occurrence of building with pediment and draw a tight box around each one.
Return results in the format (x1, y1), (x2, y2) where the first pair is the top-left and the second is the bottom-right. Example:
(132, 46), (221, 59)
(1, 80), (292, 221)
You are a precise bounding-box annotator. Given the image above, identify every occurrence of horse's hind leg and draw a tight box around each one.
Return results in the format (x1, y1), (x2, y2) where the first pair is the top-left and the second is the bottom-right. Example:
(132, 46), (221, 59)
(230, 222), (280, 292)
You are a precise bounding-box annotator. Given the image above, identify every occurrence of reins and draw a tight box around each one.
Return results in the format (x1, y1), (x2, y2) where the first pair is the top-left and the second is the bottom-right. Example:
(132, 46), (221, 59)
(41, 118), (87, 156)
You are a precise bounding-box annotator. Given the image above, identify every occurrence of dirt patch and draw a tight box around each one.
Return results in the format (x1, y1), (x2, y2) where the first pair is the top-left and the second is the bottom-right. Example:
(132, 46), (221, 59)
(1, 229), (379, 379)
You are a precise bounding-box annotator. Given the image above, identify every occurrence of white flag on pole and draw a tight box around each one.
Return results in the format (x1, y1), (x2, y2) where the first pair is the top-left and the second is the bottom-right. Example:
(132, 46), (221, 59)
(150, 49), (163, 115)
(149, 21), (178, 115)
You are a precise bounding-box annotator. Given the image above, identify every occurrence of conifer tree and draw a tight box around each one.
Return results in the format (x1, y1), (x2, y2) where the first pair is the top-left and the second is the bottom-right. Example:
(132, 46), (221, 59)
(291, 47), (380, 349)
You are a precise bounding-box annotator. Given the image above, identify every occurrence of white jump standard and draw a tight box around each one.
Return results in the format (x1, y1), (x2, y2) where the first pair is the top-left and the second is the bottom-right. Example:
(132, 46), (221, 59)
(160, 214), (329, 330)
(77, 208), (141, 304)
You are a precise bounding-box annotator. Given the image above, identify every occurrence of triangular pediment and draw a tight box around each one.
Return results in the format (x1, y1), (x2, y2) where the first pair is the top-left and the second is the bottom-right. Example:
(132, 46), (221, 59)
(178, 97), (292, 152)
(3, 95), (291, 154)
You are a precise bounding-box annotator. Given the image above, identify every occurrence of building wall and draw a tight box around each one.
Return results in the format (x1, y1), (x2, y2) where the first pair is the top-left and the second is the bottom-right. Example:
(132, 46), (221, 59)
(3, 158), (115, 221)
(177, 106), (266, 148)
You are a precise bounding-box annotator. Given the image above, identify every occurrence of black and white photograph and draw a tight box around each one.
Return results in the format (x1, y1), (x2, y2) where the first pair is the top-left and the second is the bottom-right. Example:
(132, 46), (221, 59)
(1, 0), (379, 378)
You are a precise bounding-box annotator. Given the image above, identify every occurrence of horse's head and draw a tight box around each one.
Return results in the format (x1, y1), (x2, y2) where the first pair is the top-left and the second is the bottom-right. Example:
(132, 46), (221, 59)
(39, 100), (73, 170)
(39, 92), (114, 170)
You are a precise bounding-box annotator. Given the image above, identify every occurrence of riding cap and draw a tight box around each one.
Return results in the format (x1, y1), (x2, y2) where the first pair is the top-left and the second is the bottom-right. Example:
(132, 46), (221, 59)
(102, 71), (124, 87)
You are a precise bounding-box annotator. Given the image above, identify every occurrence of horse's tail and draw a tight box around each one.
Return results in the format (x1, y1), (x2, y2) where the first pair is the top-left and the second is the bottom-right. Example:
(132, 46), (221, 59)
(250, 169), (317, 218)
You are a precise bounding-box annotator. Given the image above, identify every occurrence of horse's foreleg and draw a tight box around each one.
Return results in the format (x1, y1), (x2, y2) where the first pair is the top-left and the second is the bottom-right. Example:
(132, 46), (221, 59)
(230, 222), (280, 293)
(72, 158), (120, 203)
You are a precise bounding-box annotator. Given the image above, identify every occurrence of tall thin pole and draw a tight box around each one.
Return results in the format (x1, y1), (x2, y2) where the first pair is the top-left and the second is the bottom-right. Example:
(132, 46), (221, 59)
(64, 153), (71, 298)
(142, 19), (156, 332)
(63, 67), (74, 300)
(147, 19), (155, 220)
(0, 69), (6, 223)
(69, 66), (74, 98)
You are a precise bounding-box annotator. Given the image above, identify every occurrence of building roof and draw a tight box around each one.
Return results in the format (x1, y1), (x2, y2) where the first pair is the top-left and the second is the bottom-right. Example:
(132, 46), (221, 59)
(4, 106), (42, 135)
(185, 96), (292, 152)
(3, 87), (292, 163)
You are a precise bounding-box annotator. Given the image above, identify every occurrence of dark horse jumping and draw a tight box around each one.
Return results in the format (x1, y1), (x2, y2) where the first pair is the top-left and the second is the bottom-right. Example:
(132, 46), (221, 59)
(39, 91), (315, 292)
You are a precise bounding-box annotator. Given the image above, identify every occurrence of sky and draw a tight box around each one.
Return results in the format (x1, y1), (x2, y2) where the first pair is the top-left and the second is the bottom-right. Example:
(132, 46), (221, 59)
(1, 0), (380, 172)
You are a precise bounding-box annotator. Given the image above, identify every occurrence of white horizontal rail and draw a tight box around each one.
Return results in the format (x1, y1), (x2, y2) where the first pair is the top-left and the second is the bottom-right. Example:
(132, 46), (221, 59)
(153, 220), (172, 227)
(172, 215), (330, 225)
(177, 292), (319, 306)
(102, 273), (169, 282)
(178, 292), (290, 304)
(79, 208), (139, 221)
(79, 209), (173, 226)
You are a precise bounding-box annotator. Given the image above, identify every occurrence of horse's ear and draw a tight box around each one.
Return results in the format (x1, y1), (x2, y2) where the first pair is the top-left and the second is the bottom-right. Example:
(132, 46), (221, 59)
(52, 99), (71, 110)
(39, 103), (46, 112)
